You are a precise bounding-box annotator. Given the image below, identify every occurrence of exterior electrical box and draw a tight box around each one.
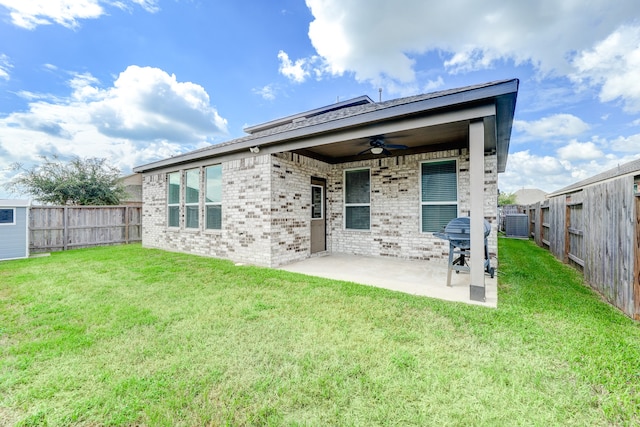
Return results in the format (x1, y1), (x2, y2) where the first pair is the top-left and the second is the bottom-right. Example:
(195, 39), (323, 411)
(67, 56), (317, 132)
(505, 213), (529, 239)
(0, 200), (30, 261)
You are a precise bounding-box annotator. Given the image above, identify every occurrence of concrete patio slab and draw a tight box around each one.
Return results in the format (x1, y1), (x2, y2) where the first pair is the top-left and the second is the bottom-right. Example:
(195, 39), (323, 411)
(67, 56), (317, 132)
(279, 253), (497, 308)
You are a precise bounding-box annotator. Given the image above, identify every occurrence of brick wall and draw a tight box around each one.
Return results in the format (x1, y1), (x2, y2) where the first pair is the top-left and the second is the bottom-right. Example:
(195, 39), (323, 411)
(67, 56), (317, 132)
(270, 153), (331, 266)
(140, 149), (498, 267)
(141, 155), (272, 266)
(329, 150), (472, 262)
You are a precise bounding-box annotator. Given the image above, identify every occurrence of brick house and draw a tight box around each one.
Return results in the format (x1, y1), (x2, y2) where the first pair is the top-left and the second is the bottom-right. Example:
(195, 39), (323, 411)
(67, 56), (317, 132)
(134, 79), (518, 289)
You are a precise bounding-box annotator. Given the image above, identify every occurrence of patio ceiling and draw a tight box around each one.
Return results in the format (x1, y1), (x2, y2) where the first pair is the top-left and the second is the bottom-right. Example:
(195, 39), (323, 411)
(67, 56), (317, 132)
(290, 120), (471, 164)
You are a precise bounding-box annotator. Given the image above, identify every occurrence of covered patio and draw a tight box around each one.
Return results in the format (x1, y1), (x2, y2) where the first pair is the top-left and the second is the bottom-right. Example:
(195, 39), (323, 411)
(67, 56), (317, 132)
(279, 253), (498, 308)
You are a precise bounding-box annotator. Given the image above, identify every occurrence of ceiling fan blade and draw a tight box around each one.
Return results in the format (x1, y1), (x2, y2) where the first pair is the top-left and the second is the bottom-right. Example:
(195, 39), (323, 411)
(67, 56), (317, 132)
(357, 148), (373, 156)
(384, 144), (408, 150)
(382, 148), (392, 156)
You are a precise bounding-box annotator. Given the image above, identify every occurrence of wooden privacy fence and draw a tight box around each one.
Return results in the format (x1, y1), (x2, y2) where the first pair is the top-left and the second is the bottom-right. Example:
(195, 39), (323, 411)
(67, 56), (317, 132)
(29, 205), (142, 253)
(526, 175), (640, 320)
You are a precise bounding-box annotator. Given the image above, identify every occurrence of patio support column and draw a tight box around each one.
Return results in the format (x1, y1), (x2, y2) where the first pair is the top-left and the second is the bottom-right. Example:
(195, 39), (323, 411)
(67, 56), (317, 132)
(469, 119), (486, 301)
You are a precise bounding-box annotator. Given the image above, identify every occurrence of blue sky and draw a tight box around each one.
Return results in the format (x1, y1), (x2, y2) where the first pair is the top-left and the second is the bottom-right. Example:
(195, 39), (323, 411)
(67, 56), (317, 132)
(1, 0), (639, 200)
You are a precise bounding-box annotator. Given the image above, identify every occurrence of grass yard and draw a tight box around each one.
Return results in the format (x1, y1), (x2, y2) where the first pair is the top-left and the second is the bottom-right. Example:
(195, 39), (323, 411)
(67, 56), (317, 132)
(1, 239), (639, 426)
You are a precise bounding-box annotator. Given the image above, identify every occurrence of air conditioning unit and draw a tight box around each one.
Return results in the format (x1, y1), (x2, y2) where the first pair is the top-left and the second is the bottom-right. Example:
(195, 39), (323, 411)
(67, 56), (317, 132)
(505, 213), (529, 238)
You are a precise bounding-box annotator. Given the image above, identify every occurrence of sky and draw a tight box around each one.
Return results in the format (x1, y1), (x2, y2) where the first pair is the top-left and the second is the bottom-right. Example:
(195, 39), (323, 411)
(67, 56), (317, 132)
(1, 0), (640, 200)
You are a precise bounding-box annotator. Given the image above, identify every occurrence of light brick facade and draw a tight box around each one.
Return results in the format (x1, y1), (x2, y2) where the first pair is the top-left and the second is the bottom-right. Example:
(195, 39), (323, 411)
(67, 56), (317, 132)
(140, 149), (498, 268)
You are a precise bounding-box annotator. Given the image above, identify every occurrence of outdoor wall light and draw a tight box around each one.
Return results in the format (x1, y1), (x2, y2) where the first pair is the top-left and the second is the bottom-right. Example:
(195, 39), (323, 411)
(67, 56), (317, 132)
(249, 146), (260, 153)
(370, 147), (384, 155)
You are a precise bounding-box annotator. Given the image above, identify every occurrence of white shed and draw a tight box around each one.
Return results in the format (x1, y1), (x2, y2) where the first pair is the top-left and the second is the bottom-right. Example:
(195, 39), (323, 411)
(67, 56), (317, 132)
(0, 200), (30, 261)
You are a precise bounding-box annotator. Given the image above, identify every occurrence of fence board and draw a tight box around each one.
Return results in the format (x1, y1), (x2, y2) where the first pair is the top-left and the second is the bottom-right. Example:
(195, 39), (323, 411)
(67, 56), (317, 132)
(29, 205), (141, 253)
(567, 203), (584, 268)
(635, 194), (640, 321)
(529, 176), (638, 319)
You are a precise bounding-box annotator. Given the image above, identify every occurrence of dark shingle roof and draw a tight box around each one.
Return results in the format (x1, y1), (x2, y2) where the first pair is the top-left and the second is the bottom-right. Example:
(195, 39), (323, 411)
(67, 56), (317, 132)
(134, 79), (518, 172)
(550, 157), (640, 196)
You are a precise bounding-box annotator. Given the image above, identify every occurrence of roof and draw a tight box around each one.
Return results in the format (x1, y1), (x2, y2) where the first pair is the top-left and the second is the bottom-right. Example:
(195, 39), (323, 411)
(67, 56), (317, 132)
(244, 95), (375, 134)
(549, 157), (640, 196)
(119, 173), (142, 185)
(0, 200), (30, 207)
(134, 79), (518, 173)
(513, 188), (547, 205)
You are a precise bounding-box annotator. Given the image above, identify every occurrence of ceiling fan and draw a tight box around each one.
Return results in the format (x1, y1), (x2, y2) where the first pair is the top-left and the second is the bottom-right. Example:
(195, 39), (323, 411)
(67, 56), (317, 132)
(357, 135), (408, 156)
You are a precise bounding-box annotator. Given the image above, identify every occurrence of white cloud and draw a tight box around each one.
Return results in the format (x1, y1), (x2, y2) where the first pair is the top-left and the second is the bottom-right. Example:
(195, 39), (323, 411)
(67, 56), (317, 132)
(253, 84), (277, 101)
(129, 0), (159, 13)
(0, 54), (11, 80)
(277, 51), (307, 83)
(0, 0), (158, 29)
(609, 133), (640, 153)
(500, 149), (640, 194)
(91, 65), (228, 142)
(556, 140), (604, 161)
(0, 66), (228, 185)
(423, 77), (445, 92)
(0, 0), (104, 29)
(570, 25), (640, 113)
(277, 50), (326, 83)
(500, 150), (571, 192)
(286, 0), (640, 99)
(514, 114), (590, 141)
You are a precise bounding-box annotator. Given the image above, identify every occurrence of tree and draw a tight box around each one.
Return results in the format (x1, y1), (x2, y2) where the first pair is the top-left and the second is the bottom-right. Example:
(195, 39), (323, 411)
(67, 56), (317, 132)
(5, 156), (126, 205)
(498, 191), (518, 206)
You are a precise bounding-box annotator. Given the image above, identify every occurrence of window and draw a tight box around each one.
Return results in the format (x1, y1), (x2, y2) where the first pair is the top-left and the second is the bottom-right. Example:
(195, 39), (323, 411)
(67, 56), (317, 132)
(421, 160), (458, 232)
(185, 168), (200, 229)
(205, 165), (222, 229)
(311, 185), (323, 219)
(344, 168), (370, 230)
(0, 208), (15, 225)
(167, 166), (220, 230)
(167, 172), (180, 227)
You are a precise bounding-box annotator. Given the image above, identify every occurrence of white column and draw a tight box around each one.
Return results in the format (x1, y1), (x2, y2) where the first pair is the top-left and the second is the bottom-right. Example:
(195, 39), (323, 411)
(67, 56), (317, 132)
(469, 120), (485, 301)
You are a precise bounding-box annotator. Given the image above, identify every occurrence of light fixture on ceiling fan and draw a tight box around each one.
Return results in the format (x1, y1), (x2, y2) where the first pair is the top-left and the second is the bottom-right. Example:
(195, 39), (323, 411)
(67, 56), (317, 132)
(358, 135), (408, 156)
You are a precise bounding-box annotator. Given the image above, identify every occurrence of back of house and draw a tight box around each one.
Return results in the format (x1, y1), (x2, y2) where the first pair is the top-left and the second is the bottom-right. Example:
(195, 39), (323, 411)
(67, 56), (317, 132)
(133, 79), (519, 275)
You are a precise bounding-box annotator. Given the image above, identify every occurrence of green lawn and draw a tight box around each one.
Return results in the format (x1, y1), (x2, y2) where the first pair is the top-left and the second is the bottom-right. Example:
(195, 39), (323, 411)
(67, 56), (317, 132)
(0, 239), (639, 426)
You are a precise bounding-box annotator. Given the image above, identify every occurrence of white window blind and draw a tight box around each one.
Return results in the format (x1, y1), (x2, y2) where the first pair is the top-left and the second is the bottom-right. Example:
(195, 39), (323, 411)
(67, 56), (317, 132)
(421, 160), (458, 232)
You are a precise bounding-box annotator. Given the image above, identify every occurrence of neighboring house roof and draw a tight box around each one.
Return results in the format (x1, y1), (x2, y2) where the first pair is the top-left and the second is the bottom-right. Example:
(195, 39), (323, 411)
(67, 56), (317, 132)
(134, 79), (518, 173)
(549, 157), (640, 196)
(513, 188), (547, 205)
(119, 173), (142, 186)
(0, 200), (30, 207)
(118, 173), (143, 203)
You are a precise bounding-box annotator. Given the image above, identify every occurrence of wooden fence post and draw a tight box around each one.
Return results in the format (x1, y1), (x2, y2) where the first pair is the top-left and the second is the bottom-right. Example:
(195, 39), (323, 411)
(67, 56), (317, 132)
(125, 206), (130, 244)
(564, 197), (570, 263)
(63, 206), (68, 251)
(634, 194), (640, 320)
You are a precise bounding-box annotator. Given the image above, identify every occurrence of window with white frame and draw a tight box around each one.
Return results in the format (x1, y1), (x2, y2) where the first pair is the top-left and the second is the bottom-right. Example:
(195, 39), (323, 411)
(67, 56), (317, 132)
(205, 164), (222, 230)
(344, 168), (370, 230)
(185, 168), (200, 229)
(0, 208), (15, 225)
(421, 160), (458, 233)
(167, 172), (180, 227)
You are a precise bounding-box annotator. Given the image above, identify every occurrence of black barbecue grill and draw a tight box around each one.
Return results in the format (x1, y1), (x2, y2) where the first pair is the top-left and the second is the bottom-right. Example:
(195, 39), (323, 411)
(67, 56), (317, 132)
(434, 217), (495, 286)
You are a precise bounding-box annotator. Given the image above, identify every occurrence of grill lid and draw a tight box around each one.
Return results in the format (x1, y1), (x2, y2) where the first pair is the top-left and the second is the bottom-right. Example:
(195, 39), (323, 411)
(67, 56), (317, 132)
(434, 216), (491, 241)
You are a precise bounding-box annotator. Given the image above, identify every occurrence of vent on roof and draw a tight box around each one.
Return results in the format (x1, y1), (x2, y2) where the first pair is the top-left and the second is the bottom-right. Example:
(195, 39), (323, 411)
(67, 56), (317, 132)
(505, 214), (529, 239)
